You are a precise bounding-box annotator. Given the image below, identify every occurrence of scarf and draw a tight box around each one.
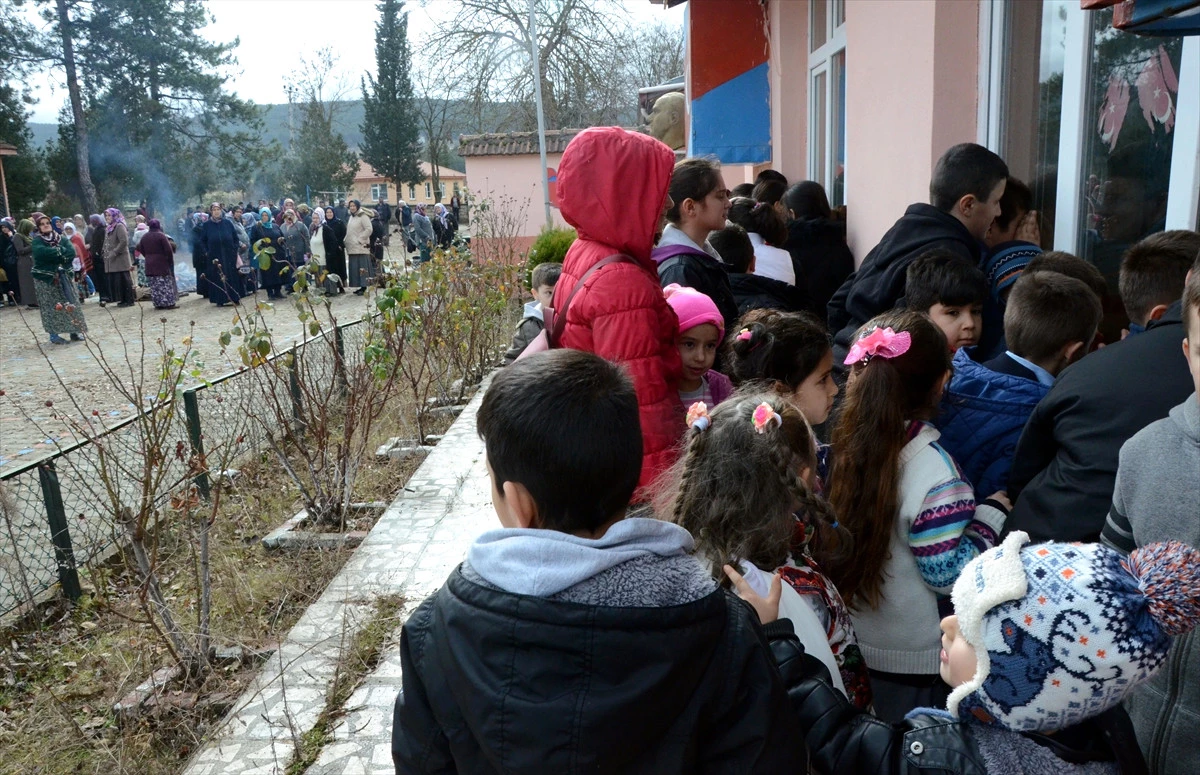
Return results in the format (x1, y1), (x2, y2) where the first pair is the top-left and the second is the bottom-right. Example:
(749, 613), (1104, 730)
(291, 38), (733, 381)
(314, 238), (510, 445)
(36, 224), (62, 248)
(104, 207), (126, 234)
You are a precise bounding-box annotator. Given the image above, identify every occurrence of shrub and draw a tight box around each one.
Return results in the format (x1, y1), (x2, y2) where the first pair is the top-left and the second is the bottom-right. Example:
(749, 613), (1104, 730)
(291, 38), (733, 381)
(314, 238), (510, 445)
(525, 226), (576, 288)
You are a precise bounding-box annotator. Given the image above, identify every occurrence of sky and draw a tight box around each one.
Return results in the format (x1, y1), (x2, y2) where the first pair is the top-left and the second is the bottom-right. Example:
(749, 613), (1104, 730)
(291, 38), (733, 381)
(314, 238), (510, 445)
(25, 0), (686, 123)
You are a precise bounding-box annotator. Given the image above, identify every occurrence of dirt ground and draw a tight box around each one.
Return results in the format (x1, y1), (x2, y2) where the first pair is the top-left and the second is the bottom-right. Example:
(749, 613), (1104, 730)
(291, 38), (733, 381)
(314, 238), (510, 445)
(0, 286), (376, 473)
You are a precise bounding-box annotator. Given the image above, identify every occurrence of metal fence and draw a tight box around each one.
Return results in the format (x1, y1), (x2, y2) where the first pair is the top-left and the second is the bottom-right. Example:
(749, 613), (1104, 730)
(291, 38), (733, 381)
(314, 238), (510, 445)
(0, 318), (367, 625)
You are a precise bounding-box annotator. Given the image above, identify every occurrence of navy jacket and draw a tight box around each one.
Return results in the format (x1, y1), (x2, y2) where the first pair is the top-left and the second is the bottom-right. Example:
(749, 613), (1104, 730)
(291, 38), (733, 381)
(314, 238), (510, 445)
(936, 349), (1050, 499)
(654, 244), (741, 335)
(726, 270), (810, 316)
(828, 204), (981, 371)
(1007, 301), (1193, 542)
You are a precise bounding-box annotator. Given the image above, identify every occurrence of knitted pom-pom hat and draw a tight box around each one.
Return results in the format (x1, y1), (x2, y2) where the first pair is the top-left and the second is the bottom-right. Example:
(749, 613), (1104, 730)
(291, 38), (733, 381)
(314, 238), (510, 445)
(663, 283), (725, 340)
(946, 531), (1200, 732)
(983, 242), (1041, 301)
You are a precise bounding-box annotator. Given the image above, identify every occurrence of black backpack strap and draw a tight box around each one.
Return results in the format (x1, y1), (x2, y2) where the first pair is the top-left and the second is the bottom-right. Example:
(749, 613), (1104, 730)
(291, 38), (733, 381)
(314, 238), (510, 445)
(548, 254), (638, 347)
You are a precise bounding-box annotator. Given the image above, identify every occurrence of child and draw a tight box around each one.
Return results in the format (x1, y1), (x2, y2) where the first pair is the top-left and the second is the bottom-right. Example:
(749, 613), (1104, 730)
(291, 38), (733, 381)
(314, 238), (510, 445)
(725, 309), (839, 427)
(661, 394), (872, 710)
(654, 157), (741, 333)
(904, 249), (988, 352)
(1117, 230), (1200, 337)
(727, 196), (797, 286)
(977, 178), (1043, 360)
(937, 271), (1102, 499)
(743, 531), (1200, 774)
(1102, 270), (1200, 773)
(502, 261), (562, 364)
(710, 224), (808, 315)
(826, 310), (1008, 722)
(391, 349), (803, 773)
(663, 283), (733, 409)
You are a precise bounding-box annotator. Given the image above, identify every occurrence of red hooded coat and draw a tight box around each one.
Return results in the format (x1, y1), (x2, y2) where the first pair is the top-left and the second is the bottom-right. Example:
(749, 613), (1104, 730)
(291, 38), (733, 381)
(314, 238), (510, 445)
(555, 127), (684, 491)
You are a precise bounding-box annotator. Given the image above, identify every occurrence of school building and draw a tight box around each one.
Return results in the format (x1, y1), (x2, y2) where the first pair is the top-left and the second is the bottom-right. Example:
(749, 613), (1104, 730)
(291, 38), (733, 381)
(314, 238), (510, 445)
(658, 0), (1199, 266)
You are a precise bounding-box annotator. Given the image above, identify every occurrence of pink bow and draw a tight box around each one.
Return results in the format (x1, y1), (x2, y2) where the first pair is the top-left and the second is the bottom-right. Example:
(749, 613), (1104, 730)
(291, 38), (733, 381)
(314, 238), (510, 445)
(844, 326), (912, 366)
(686, 401), (710, 431)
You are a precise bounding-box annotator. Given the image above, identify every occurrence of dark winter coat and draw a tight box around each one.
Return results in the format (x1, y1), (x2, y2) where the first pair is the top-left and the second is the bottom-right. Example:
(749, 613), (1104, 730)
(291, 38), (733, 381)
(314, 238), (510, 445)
(828, 203), (981, 370)
(199, 217), (241, 303)
(785, 216), (854, 320)
(726, 270), (810, 316)
(936, 348), (1050, 500)
(1007, 302), (1194, 542)
(249, 220), (287, 290)
(654, 243), (741, 335)
(138, 231), (175, 277)
(391, 566), (803, 774)
(767, 620), (1148, 775)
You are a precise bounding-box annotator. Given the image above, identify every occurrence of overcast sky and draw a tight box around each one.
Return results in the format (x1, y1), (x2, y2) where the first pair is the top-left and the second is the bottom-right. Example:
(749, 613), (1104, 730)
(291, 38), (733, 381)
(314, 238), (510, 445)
(26, 0), (685, 123)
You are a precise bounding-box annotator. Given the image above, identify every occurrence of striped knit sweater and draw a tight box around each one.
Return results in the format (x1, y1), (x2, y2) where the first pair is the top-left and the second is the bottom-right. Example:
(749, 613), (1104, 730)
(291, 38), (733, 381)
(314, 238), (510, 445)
(849, 422), (1009, 675)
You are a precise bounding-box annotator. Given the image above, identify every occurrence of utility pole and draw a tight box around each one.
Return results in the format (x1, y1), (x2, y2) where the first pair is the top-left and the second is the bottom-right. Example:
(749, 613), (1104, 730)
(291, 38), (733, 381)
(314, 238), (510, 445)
(529, 0), (552, 229)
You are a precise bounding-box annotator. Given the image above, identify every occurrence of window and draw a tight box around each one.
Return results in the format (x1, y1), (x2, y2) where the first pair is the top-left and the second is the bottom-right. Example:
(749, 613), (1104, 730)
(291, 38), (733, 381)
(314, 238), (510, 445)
(453, 182), (460, 195)
(424, 182), (432, 199)
(409, 183), (416, 200)
(369, 183), (388, 201)
(809, 0), (847, 206)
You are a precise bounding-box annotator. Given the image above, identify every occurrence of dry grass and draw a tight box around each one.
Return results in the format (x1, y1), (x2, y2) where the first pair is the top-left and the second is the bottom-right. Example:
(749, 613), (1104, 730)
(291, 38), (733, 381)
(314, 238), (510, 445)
(0, 390), (435, 775)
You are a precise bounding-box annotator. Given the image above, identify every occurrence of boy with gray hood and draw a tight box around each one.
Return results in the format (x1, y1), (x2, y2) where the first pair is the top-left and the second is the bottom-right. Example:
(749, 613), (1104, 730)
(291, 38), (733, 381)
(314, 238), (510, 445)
(1102, 268), (1200, 774)
(391, 349), (802, 774)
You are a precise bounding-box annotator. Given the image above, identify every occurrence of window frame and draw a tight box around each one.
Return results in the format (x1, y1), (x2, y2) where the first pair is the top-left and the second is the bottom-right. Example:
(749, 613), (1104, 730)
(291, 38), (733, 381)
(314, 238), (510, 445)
(808, 0), (847, 205)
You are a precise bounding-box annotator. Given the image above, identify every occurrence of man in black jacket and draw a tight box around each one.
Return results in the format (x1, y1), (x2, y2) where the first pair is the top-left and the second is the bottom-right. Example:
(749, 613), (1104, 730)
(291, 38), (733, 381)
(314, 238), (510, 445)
(392, 350), (803, 774)
(828, 143), (1008, 371)
(1007, 278), (1196, 543)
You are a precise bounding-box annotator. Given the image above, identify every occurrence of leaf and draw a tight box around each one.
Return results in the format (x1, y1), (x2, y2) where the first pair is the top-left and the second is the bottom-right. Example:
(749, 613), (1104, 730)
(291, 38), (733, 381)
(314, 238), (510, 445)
(257, 253), (271, 271)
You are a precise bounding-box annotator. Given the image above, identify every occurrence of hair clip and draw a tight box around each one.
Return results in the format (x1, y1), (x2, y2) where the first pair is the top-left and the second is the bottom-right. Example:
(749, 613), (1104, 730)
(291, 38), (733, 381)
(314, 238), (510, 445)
(843, 326), (912, 366)
(686, 401), (710, 432)
(735, 328), (752, 342)
(752, 402), (782, 434)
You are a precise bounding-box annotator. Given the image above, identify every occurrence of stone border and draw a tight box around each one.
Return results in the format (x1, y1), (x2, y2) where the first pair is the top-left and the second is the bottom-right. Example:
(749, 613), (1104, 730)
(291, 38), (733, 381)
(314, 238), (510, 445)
(183, 379), (494, 775)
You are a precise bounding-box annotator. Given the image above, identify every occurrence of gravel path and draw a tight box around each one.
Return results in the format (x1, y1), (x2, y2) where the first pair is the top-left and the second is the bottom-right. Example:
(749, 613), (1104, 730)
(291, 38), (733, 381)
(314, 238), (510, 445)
(0, 281), (376, 473)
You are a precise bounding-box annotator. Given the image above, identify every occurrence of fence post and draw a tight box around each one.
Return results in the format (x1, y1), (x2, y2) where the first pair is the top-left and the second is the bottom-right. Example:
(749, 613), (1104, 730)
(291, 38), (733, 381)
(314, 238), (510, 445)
(183, 388), (211, 501)
(288, 344), (305, 429)
(333, 323), (348, 397)
(38, 461), (82, 602)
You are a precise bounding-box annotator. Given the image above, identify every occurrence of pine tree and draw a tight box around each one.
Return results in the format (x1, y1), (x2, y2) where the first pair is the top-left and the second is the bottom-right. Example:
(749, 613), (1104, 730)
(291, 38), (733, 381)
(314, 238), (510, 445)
(360, 0), (422, 197)
(289, 99), (359, 196)
(0, 83), (49, 216)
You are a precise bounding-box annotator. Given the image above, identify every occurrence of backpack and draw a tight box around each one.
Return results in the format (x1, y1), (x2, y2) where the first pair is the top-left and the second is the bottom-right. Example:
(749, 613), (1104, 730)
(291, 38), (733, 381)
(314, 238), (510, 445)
(516, 254), (638, 360)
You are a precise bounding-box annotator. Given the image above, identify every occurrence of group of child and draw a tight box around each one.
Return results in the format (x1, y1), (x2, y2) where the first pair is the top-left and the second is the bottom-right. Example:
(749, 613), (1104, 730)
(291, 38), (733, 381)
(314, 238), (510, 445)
(392, 127), (1200, 774)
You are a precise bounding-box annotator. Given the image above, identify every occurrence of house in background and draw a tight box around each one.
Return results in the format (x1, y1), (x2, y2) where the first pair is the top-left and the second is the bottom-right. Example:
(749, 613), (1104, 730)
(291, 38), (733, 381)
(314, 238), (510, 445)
(458, 129), (576, 254)
(350, 161), (467, 210)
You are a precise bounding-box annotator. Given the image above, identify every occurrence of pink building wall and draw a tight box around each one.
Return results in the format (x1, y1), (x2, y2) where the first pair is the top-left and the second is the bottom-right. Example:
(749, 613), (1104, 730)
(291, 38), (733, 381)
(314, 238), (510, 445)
(842, 0), (980, 256)
(768, 0), (808, 184)
(461, 154), (568, 240)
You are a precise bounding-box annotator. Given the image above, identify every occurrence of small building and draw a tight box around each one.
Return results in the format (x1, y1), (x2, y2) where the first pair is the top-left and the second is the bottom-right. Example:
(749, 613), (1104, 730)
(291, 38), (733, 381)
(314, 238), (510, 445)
(458, 129), (578, 253)
(349, 160), (467, 209)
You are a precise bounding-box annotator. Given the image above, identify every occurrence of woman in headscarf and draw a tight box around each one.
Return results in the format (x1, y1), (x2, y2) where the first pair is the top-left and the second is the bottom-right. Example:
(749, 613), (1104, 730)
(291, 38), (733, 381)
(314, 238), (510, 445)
(61, 222), (93, 300)
(308, 207), (334, 296)
(322, 206), (347, 294)
(73, 214), (86, 238)
(412, 204), (434, 265)
(250, 207), (286, 299)
(433, 203), (455, 248)
(131, 221), (150, 287)
(0, 220), (17, 305)
(30, 214), (87, 343)
(14, 218), (37, 307)
(140, 219), (177, 309)
(50, 215), (64, 235)
(279, 207), (310, 291)
(86, 214), (108, 304)
(103, 207), (134, 306)
(344, 199), (373, 293)
(199, 203), (241, 307)
(191, 212), (209, 298)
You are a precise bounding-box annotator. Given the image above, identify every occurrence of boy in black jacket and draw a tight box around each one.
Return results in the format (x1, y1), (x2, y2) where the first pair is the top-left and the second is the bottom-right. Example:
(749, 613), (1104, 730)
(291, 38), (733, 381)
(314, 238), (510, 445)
(391, 349), (802, 774)
(710, 224), (808, 315)
(828, 143), (1008, 372)
(735, 531), (1200, 775)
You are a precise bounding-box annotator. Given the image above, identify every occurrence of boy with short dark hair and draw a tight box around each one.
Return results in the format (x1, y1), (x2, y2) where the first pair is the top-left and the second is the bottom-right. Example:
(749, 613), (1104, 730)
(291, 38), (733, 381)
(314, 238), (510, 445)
(1101, 268), (1200, 773)
(828, 143), (1008, 371)
(937, 271), (1102, 498)
(502, 261), (562, 364)
(1117, 229), (1200, 336)
(711, 224), (807, 314)
(392, 349), (802, 774)
(1025, 251), (1108, 300)
(905, 249), (988, 351)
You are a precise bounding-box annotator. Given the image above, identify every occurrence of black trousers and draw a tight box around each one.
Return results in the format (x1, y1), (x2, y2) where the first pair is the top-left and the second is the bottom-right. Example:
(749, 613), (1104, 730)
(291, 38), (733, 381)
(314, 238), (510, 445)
(108, 270), (135, 305)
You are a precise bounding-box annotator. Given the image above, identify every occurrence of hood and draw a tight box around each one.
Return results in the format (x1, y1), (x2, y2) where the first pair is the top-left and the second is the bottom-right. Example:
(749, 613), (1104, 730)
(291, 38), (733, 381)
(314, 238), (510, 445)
(887, 204), (982, 264)
(466, 517), (695, 598)
(521, 300), (543, 322)
(557, 127), (675, 263)
(1169, 394), (1200, 444)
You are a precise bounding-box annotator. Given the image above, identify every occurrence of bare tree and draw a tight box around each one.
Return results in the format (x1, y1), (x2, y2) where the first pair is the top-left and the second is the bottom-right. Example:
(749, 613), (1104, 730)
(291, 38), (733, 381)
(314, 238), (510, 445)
(425, 0), (628, 131)
(414, 71), (462, 203)
(620, 22), (685, 92)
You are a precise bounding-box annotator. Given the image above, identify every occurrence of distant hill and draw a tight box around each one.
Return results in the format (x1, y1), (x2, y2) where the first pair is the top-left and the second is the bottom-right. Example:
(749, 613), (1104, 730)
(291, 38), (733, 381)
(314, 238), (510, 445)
(27, 98), (538, 174)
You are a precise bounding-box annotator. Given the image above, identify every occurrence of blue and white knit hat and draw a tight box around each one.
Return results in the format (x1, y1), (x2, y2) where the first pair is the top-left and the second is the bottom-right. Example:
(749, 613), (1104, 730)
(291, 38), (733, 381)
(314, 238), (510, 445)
(946, 531), (1200, 732)
(983, 242), (1041, 301)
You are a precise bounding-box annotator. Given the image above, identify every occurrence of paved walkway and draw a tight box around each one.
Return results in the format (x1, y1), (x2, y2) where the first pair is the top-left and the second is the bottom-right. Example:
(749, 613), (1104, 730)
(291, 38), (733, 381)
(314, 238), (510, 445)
(183, 381), (492, 775)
